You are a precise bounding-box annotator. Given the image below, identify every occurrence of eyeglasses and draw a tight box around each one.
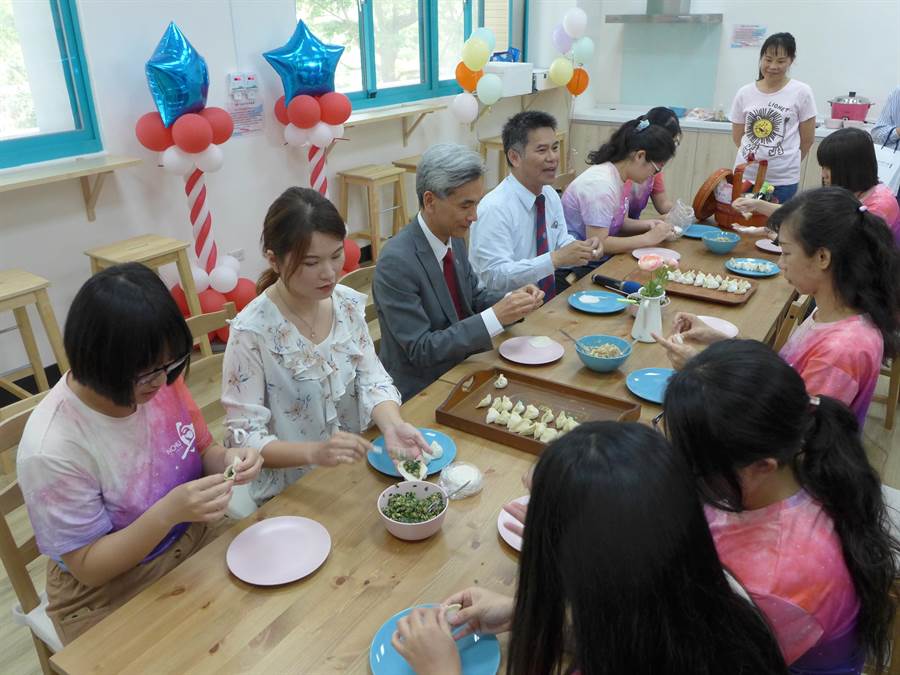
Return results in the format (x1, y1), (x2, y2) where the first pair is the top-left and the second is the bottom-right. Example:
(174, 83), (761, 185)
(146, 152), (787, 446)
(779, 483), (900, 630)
(135, 352), (190, 387)
(651, 410), (665, 431)
(650, 160), (663, 175)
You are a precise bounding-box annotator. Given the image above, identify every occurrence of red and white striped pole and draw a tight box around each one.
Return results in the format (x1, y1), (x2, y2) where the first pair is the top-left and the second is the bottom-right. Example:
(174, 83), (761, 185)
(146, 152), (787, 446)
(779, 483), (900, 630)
(308, 144), (328, 196)
(184, 168), (218, 273)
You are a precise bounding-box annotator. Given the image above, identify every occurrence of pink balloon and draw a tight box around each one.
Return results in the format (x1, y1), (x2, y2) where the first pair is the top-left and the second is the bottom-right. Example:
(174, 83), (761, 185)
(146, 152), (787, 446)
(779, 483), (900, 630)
(552, 24), (573, 54)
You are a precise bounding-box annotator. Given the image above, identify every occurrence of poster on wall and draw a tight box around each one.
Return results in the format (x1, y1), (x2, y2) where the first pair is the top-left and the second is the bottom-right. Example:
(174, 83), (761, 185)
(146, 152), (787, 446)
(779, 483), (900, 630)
(730, 25), (766, 49)
(227, 71), (264, 136)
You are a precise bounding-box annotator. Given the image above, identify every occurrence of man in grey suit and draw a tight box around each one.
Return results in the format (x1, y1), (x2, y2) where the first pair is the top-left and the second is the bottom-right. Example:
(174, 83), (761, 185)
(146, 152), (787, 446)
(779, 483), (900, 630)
(374, 144), (544, 400)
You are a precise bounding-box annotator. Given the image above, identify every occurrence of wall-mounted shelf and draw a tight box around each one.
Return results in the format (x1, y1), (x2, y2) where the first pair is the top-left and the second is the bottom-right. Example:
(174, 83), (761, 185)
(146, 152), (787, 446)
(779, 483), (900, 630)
(345, 102), (446, 147)
(0, 155), (141, 221)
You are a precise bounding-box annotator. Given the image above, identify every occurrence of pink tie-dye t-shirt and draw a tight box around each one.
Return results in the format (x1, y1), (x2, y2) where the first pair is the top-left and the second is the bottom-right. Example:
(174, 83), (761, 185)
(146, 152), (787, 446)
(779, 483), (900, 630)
(861, 183), (900, 247)
(561, 162), (632, 239)
(779, 311), (883, 426)
(706, 491), (859, 665)
(17, 375), (213, 561)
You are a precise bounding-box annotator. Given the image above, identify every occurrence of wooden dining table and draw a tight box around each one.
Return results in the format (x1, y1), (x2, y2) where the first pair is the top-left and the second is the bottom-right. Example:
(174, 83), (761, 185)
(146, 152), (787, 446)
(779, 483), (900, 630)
(50, 234), (796, 674)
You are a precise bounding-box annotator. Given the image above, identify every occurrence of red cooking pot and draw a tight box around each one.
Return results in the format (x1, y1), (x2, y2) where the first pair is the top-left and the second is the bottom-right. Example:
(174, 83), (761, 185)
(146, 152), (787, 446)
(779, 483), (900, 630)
(829, 91), (873, 122)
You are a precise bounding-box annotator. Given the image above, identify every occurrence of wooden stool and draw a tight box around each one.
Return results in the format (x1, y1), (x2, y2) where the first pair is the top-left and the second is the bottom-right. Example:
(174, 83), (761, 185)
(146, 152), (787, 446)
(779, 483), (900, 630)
(392, 155), (420, 174)
(336, 165), (409, 261)
(0, 270), (69, 400)
(478, 130), (569, 184)
(84, 234), (212, 357)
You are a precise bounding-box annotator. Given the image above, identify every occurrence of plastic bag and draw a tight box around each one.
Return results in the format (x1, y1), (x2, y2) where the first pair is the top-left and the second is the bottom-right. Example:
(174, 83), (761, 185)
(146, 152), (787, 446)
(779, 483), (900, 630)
(439, 462), (484, 500)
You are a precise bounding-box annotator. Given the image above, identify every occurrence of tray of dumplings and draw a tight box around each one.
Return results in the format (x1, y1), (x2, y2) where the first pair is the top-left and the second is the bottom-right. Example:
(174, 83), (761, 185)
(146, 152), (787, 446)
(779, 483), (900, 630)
(435, 369), (641, 455)
(626, 267), (758, 306)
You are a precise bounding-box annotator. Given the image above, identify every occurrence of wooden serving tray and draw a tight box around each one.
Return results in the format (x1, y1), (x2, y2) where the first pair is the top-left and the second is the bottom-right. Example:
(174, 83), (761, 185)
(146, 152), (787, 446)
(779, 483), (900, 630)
(626, 269), (758, 306)
(435, 368), (641, 456)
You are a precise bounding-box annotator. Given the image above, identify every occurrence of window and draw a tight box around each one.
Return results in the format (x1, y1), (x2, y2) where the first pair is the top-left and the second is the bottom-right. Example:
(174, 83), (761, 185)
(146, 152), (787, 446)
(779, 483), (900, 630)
(0, 0), (101, 168)
(478, 0), (529, 57)
(296, 0), (475, 109)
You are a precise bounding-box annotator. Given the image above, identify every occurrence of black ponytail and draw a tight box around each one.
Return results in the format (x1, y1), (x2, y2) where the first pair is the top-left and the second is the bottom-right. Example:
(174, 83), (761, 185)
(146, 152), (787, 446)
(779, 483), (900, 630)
(769, 186), (900, 358)
(587, 116), (676, 166)
(666, 340), (899, 670)
(797, 395), (899, 670)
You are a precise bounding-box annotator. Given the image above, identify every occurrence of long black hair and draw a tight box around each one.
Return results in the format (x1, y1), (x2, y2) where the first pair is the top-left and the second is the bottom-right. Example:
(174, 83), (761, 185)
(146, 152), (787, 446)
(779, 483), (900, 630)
(586, 116), (676, 166)
(817, 128), (880, 193)
(64, 263), (193, 407)
(768, 186), (900, 358)
(665, 340), (899, 670)
(507, 422), (787, 675)
(646, 106), (682, 141)
(757, 32), (796, 80)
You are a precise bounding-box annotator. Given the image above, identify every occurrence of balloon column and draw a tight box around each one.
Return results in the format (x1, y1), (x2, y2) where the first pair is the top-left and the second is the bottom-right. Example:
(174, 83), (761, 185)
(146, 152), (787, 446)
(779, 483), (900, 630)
(549, 8), (594, 96)
(451, 27), (500, 123)
(265, 21), (353, 198)
(134, 22), (256, 338)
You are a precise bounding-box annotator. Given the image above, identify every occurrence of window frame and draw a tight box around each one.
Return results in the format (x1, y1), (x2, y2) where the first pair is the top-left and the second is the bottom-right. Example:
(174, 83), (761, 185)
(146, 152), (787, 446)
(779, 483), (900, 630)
(0, 0), (102, 169)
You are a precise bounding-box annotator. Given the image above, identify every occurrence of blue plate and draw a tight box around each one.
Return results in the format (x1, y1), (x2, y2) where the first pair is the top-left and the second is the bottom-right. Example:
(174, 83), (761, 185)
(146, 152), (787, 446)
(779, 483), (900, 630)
(682, 223), (720, 239)
(725, 257), (781, 278)
(370, 605), (501, 675)
(626, 368), (676, 404)
(367, 428), (456, 477)
(568, 290), (625, 314)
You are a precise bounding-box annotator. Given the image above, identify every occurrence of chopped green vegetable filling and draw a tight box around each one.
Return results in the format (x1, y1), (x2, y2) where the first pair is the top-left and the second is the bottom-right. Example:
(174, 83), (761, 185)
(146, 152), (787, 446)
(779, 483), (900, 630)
(403, 460), (422, 475)
(382, 492), (445, 523)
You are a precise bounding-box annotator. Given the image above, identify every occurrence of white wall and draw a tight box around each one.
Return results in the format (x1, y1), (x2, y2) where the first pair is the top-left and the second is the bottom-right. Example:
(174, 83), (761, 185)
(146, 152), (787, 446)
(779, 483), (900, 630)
(0, 0), (569, 375)
(579, 0), (900, 119)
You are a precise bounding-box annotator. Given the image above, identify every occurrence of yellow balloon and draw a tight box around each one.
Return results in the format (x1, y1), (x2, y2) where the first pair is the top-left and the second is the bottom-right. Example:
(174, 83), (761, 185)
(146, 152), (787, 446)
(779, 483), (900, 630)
(549, 57), (574, 86)
(462, 38), (490, 71)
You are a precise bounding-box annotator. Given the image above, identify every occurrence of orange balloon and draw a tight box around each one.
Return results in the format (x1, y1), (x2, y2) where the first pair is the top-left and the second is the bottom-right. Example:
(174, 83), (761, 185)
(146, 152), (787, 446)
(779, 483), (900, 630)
(455, 62), (483, 92)
(567, 68), (590, 96)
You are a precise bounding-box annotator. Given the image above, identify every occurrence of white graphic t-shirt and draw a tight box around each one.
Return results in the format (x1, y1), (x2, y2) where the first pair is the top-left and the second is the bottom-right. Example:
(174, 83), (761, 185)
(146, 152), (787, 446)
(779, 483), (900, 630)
(730, 79), (817, 186)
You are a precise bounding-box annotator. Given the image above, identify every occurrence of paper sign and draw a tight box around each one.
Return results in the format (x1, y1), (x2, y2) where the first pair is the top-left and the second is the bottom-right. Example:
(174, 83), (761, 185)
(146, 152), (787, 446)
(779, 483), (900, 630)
(731, 25), (766, 49)
(226, 71), (264, 137)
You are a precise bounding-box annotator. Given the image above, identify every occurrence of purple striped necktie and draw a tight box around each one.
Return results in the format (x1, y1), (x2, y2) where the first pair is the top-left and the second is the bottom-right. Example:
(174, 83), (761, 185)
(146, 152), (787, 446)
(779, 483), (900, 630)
(534, 193), (556, 300)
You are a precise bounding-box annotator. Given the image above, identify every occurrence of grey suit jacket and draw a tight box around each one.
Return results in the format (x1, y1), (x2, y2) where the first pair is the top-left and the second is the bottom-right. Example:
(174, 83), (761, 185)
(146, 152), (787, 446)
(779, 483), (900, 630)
(373, 217), (505, 401)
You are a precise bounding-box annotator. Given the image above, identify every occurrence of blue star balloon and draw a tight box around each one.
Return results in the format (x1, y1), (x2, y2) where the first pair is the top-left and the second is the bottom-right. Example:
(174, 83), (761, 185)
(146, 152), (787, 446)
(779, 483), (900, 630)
(263, 21), (344, 102)
(145, 23), (209, 127)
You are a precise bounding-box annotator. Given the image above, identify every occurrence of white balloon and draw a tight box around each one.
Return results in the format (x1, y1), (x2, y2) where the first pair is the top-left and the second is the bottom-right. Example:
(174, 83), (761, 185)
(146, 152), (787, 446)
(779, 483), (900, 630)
(219, 254), (241, 272)
(194, 144), (224, 173)
(191, 266), (210, 293)
(284, 124), (310, 147)
(572, 36), (595, 65)
(309, 122), (334, 148)
(209, 265), (239, 294)
(328, 123), (345, 139)
(450, 92), (479, 123)
(563, 7), (588, 39)
(476, 73), (503, 106)
(161, 146), (194, 175)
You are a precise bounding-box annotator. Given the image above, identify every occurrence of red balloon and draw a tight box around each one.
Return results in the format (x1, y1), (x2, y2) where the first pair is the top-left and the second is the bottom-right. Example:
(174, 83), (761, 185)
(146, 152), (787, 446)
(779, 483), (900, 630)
(199, 107), (234, 145)
(172, 113), (213, 153)
(287, 95), (321, 129)
(342, 238), (361, 273)
(135, 112), (173, 151)
(224, 277), (257, 311)
(274, 95), (289, 125)
(169, 284), (190, 317)
(319, 92), (352, 125)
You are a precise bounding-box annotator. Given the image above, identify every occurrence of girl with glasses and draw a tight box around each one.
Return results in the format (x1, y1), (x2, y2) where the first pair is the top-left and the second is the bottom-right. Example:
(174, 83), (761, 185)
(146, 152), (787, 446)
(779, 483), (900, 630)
(628, 106), (683, 220)
(16, 263), (262, 644)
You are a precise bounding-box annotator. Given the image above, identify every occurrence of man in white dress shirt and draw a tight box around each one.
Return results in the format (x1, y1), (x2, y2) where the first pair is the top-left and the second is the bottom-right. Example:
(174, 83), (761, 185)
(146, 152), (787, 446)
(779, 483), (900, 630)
(374, 144), (543, 399)
(470, 111), (602, 296)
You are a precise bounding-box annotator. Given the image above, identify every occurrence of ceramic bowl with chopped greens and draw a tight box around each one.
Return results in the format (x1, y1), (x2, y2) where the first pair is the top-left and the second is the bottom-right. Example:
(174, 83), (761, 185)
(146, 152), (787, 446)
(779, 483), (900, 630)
(377, 481), (449, 541)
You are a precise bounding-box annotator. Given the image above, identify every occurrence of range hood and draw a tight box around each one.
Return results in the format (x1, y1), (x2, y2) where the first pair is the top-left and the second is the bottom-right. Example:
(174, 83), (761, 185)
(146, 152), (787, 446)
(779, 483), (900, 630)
(606, 0), (722, 24)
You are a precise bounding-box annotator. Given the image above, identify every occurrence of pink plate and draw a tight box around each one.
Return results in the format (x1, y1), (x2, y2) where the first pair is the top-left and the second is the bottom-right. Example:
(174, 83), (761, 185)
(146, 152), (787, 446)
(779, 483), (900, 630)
(631, 247), (681, 263)
(497, 496), (529, 552)
(755, 238), (782, 254)
(697, 315), (739, 339)
(498, 336), (565, 365)
(226, 516), (331, 586)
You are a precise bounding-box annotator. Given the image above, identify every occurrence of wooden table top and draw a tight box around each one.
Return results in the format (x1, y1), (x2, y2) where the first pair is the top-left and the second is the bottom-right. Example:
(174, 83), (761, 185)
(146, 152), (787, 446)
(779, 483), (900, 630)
(50, 234), (795, 674)
(51, 381), (525, 675)
(438, 235), (795, 421)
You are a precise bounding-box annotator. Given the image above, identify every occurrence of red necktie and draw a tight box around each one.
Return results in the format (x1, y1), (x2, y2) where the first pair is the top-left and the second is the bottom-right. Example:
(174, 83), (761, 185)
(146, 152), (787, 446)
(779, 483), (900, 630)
(535, 194), (556, 300)
(442, 248), (466, 320)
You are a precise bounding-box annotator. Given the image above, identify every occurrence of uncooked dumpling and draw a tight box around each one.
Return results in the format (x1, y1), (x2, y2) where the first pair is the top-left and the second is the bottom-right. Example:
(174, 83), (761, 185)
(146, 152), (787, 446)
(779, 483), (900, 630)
(523, 404), (540, 421)
(486, 407), (500, 424)
(396, 458), (428, 481)
(511, 400), (525, 415)
(494, 373), (508, 389)
(540, 409), (554, 425)
(555, 410), (569, 428)
(476, 393), (492, 409)
(539, 428), (559, 443)
(497, 410), (511, 425)
(428, 440), (444, 460)
(501, 396), (514, 412)
(506, 412), (523, 431)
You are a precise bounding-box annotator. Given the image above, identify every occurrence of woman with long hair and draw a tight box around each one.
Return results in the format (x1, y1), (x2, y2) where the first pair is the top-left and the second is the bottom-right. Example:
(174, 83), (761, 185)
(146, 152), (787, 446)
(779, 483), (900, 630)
(665, 340), (899, 673)
(391, 423), (787, 675)
(221, 187), (428, 505)
(629, 106), (682, 219)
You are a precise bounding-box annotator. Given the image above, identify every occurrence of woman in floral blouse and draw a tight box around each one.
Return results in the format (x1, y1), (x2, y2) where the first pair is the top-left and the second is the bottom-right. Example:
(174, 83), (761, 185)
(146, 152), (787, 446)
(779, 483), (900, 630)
(222, 187), (429, 504)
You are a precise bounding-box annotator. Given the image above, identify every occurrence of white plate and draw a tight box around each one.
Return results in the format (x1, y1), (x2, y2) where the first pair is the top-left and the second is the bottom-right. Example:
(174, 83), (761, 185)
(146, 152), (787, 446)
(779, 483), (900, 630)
(497, 496), (529, 551)
(755, 239), (782, 254)
(226, 516), (331, 585)
(499, 336), (565, 365)
(696, 315), (739, 339)
(632, 247), (681, 263)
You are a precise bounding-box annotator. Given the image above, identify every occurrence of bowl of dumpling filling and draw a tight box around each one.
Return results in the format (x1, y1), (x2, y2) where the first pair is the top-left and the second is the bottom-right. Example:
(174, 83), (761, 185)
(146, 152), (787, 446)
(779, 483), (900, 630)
(377, 481), (449, 541)
(701, 230), (740, 254)
(575, 334), (632, 372)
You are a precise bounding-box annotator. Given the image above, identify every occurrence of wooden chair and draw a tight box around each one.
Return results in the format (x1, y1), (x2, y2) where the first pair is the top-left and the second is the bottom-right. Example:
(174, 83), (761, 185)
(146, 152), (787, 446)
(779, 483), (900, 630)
(0, 391), (48, 475)
(184, 302), (236, 424)
(0, 407), (62, 674)
(336, 165), (409, 261)
(883, 358), (899, 431)
(0, 270), (68, 401)
(478, 129), (569, 185)
(771, 294), (811, 352)
(84, 234), (212, 357)
(339, 266), (380, 352)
